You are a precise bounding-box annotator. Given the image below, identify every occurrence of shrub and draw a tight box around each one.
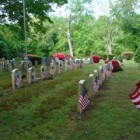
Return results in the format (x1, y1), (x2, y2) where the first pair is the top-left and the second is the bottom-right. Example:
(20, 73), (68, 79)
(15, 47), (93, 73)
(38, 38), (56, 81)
(100, 54), (107, 60)
(134, 46), (140, 63)
(27, 54), (42, 65)
(108, 54), (115, 60)
(92, 55), (100, 63)
(105, 60), (121, 72)
(123, 52), (134, 60)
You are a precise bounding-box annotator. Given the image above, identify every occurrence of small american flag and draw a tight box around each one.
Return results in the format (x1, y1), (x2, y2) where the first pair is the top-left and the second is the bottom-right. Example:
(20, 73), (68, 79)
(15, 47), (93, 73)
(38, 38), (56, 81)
(106, 69), (112, 77)
(41, 69), (46, 78)
(94, 76), (99, 92)
(50, 66), (55, 75)
(15, 75), (21, 87)
(79, 89), (90, 110)
(31, 70), (35, 80)
(129, 87), (140, 110)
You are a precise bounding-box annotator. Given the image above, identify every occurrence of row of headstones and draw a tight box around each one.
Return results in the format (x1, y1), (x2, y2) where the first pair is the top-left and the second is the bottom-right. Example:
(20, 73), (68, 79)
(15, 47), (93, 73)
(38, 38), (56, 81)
(78, 62), (113, 114)
(12, 59), (83, 90)
(0, 60), (33, 72)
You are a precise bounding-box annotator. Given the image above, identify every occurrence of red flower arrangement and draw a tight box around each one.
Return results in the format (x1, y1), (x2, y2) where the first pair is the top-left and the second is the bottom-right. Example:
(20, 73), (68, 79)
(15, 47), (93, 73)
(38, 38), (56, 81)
(105, 60), (121, 72)
(92, 55), (100, 63)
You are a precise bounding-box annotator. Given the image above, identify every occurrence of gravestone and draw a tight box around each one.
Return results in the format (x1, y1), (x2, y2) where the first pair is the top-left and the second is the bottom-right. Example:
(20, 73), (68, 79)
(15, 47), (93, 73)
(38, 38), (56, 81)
(73, 60), (77, 69)
(58, 61), (63, 74)
(54, 57), (59, 64)
(78, 80), (89, 114)
(40, 66), (47, 79)
(28, 61), (32, 68)
(35, 60), (38, 67)
(89, 57), (94, 64)
(50, 60), (56, 77)
(12, 69), (22, 89)
(98, 66), (103, 85)
(0, 63), (3, 72)
(79, 59), (83, 68)
(93, 70), (100, 93)
(88, 74), (95, 97)
(42, 57), (51, 66)
(67, 61), (71, 71)
(101, 66), (105, 82)
(6, 63), (12, 72)
(76, 60), (80, 68)
(41, 66), (47, 79)
(27, 67), (36, 84)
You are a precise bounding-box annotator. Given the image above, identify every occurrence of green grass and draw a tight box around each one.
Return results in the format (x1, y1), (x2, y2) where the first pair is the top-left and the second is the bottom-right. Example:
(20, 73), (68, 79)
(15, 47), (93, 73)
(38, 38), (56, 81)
(0, 60), (140, 140)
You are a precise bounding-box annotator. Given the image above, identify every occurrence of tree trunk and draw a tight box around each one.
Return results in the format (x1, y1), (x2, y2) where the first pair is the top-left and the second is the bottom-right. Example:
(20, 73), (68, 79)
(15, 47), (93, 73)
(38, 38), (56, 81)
(108, 38), (112, 54)
(67, 30), (74, 57)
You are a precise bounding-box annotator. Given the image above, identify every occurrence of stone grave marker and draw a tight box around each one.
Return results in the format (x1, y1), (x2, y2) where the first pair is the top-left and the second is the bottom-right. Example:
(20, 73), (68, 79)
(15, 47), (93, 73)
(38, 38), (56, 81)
(0, 63), (3, 72)
(88, 74), (95, 98)
(41, 66), (47, 79)
(27, 67), (36, 84)
(89, 57), (94, 64)
(78, 80), (90, 114)
(98, 66), (103, 86)
(79, 59), (83, 68)
(7, 63), (12, 72)
(12, 69), (22, 89)
(49, 60), (56, 77)
(93, 70), (100, 93)
(58, 61), (63, 74)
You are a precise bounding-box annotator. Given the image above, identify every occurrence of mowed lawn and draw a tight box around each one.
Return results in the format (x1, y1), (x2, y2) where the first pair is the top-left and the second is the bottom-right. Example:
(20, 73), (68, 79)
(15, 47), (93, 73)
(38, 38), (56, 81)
(0, 60), (140, 140)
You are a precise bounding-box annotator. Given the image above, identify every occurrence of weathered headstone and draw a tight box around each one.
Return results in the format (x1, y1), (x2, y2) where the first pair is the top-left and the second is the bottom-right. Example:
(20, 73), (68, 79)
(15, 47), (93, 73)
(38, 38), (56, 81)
(78, 80), (89, 114)
(42, 57), (51, 66)
(101, 66), (105, 82)
(28, 61), (32, 68)
(27, 67), (36, 84)
(73, 60), (77, 69)
(0, 63), (3, 72)
(89, 57), (93, 64)
(6, 63), (12, 72)
(98, 66), (103, 85)
(88, 74), (95, 97)
(58, 61), (63, 74)
(79, 59), (83, 68)
(49, 60), (56, 77)
(76, 60), (80, 68)
(35, 60), (38, 67)
(12, 69), (22, 89)
(93, 70), (100, 93)
(41, 66), (47, 79)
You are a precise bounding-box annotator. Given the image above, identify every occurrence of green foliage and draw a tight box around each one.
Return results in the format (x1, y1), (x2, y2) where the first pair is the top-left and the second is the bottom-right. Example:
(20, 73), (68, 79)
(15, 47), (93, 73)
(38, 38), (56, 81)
(123, 51), (134, 60)
(0, 0), (67, 30)
(134, 46), (140, 62)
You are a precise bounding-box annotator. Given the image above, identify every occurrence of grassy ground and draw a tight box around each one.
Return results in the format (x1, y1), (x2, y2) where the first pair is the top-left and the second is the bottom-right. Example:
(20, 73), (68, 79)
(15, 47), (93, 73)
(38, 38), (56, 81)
(0, 60), (140, 140)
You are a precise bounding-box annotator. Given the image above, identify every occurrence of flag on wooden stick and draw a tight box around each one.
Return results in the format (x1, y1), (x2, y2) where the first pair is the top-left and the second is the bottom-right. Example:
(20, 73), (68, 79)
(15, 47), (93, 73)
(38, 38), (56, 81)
(79, 88), (90, 110)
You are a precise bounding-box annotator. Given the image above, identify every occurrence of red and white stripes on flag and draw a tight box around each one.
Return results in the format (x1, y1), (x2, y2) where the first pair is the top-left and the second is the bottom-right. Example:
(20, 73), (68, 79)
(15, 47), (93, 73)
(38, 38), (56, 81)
(79, 89), (90, 110)
(129, 86), (140, 110)
(94, 76), (99, 92)
(50, 66), (55, 75)
(15, 75), (21, 87)
(106, 70), (112, 77)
